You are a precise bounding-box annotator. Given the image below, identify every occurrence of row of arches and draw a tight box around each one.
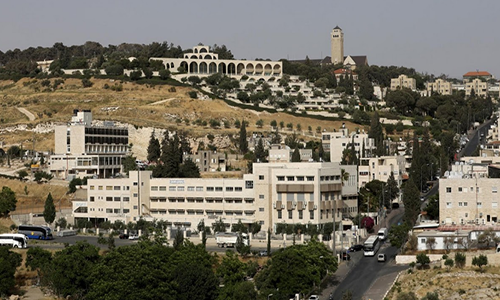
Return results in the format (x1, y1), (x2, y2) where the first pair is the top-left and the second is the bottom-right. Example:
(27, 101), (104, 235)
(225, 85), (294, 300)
(183, 54), (217, 60)
(170, 61), (282, 76)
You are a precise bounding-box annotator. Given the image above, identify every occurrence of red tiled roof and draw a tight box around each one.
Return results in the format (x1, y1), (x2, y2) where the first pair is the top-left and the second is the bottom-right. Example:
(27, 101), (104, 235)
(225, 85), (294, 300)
(333, 68), (356, 75)
(463, 71), (491, 77)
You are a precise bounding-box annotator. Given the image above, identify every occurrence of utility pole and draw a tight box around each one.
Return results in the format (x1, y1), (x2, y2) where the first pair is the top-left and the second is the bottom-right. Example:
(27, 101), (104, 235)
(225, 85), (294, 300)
(333, 201), (336, 259)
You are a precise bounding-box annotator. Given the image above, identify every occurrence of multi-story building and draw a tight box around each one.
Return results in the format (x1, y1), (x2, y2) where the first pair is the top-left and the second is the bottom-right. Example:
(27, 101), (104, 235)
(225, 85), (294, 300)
(322, 126), (375, 162)
(426, 79), (452, 95)
(439, 171), (500, 227)
(73, 162), (359, 233)
(465, 78), (488, 97)
(186, 151), (226, 172)
(390, 75), (417, 91)
(150, 45), (282, 82)
(358, 156), (406, 188)
(50, 110), (128, 179)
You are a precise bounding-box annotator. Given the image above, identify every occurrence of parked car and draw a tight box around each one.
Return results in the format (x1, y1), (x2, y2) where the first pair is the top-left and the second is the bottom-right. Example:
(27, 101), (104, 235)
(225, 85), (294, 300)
(309, 295), (319, 300)
(377, 253), (386, 262)
(258, 250), (268, 256)
(128, 234), (139, 240)
(119, 233), (129, 239)
(349, 244), (363, 252)
(341, 251), (351, 261)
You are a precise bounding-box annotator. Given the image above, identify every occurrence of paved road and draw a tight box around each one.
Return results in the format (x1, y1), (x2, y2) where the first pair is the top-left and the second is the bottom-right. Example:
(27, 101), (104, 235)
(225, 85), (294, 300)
(328, 211), (405, 300)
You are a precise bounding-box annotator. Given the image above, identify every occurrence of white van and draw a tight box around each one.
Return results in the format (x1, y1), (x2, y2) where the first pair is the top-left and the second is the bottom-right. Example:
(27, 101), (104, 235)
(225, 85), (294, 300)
(378, 228), (388, 241)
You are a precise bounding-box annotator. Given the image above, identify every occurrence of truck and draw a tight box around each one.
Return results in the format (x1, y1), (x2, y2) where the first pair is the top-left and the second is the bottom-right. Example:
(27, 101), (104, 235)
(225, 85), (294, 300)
(377, 228), (388, 241)
(215, 232), (249, 248)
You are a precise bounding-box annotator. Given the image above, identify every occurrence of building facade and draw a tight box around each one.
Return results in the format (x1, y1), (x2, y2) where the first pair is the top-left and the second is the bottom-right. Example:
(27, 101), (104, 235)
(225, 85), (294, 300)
(463, 71), (493, 83)
(186, 151), (226, 172)
(331, 26), (344, 65)
(322, 127), (375, 162)
(439, 173), (499, 226)
(358, 155), (406, 188)
(150, 46), (282, 82)
(73, 162), (359, 233)
(390, 75), (417, 91)
(426, 79), (452, 95)
(465, 78), (488, 97)
(50, 110), (128, 179)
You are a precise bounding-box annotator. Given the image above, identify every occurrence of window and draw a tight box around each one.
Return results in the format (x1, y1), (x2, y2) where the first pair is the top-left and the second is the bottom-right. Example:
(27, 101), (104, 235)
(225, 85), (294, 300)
(287, 193), (294, 201)
(493, 187), (498, 193)
(297, 193), (305, 201)
(133, 205), (138, 209)
(196, 186), (203, 191)
(259, 207), (264, 212)
(259, 195), (265, 199)
(299, 210), (303, 219)
(98, 186), (103, 190)
(106, 209), (112, 213)
(123, 197), (129, 202)
(207, 187), (214, 192)
(259, 221), (264, 225)
(215, 187), (223, 191)
(90, 185), (95, 190)
(259, 175), (264, 180)
(277, 176), (285, 181)
(106, 197), (112, 201)
(446, 202), (452, 208)
(114, 197), (120, 202)
(307, 176), (314, 181)
(310, 211), (314, 219)
(133, 193), (138, 197)
(113, 209), (120, 214)
(297, 176), (304, 181)
(458, 202), (462, 207)
(277, 210), (282, 219)
(446, 187), (451, 193)
(226, 187), (234, 192)
(288, 210), (293, 219)
(464, 202), (468, 207)
(477, 202), (482, 208)
(287, 176), (294, 181)
(458, 187), (462, 192)
(106, 186), (113, 191)
(123, 209), (130, 214)
(133, 182), (138, 186)
(151, 186), (158, 191)
(90, 196), (95, 202)
(169, 187), (176, 191)
(177, 186), (185, 191)
(114, 186), (120, 191)
(493, 202), (498, 208)
(421, 239), (426, 243)
(235, 187), (242, 192)
(245, 181), (254, 189)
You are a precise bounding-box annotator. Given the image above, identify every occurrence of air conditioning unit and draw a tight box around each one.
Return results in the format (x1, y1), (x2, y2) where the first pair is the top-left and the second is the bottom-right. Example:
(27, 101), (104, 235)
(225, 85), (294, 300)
(273, 202), (276, 209)
(313, 205), (317, 210)
(281, 205), (285, 209)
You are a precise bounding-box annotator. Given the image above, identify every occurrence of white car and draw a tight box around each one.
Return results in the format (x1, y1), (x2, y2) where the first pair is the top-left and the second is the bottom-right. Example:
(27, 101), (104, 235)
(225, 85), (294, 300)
(309, 295), (319, 300)
(378, 253), (386, 262)
(128, 234), (139, 240)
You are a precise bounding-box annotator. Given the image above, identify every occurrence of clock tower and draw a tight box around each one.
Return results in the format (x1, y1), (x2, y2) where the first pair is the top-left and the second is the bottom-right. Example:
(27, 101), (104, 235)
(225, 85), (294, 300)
(331, 26), (344, 65)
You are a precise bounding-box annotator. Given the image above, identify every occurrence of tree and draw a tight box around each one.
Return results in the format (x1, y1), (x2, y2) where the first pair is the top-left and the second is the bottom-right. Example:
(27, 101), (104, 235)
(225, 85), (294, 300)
(122, 155), (138, 174)
(472, 254), (488, 272)
(25, 246), (52, 284)
(454, 252), (466, 269)
(342, 289), (353, 300)
(238, 119), (248, 154)
(416, 253), (430, 269)
(389, 223), (410, 249)
(368, 111), (385, 156)
(402, 180), (420, 227)
(270, 120), (277, 129)
(147, 131), (161, 163)
(179, 158), (200, 178)
(444, 258), (454, 270)
(17, 169), (28, 181)
(213, 218), (226, 233)
(254, 138), (266, 163)
(0, 186), (17, 217)
(425, 237), (436, 252)
(267, 228), (271, 256)
(386, 172), (399, 205)
(82, 78), (93, 88)
(421, 292), (440, 300)
(256, 119), (264, 128)
(291, 146), (301, 162)
(43, 193), (56, 224)
(0, 247), (22, 297)
(173, 229), (184, 250)
(158, 69), (171, 80)
(477, 228), (499, 248)
(34, 171), (53, 183)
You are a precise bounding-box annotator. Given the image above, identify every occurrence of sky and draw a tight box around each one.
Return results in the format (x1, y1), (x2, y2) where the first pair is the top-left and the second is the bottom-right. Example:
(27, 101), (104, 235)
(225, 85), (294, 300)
(1, 0), (499, 79)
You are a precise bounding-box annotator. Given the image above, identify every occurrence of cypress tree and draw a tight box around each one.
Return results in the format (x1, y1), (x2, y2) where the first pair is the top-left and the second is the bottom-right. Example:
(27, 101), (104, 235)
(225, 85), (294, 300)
(147, 130), (161, 163)
(239, 119), (248, 154)
(254, 138), (266, 162)
(43, 193), (56, 224)
(402, 180), (420, 227)
(291, 146), (301, 162)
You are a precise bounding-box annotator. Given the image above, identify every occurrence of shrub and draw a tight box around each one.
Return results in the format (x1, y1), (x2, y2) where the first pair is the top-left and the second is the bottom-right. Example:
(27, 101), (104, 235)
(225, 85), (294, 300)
(444, 258), (454, 270)
(454, 252), (466, 269)
(188, 91), (197, 99)
(472, 254), (488, 272)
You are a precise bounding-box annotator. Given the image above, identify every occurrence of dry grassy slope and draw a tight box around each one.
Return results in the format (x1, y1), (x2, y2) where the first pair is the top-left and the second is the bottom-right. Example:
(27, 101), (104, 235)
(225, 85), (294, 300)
(0, 78), (364, 154)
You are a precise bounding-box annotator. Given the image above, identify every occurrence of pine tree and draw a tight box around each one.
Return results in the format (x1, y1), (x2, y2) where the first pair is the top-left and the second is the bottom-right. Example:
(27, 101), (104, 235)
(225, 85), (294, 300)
(43, 193), (56, 224)
(402, 180), (420, 227)
(238, 119), (248, 154)
(147, 130), (161, 163)
(179, 158), (200, 178)
(291, 146), (301, 162)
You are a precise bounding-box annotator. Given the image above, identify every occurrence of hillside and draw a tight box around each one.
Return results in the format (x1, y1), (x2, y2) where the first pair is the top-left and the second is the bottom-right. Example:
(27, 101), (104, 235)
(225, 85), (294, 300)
(0, 77), (363, 156)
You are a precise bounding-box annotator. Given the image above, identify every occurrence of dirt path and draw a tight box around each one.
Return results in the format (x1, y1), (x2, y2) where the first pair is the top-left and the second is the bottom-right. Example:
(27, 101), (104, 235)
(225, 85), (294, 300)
(149, 97), (176, 105)
(17, 107), (36, 121)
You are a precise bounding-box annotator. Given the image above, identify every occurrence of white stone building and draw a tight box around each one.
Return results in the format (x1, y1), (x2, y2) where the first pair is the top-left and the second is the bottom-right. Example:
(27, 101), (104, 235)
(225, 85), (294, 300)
(390, 74), (417, 91)
(49, 110), (128, 179)
(358, 155), (406, 188)
(73, 162), (359, 233)
(322, 126), (375, 163)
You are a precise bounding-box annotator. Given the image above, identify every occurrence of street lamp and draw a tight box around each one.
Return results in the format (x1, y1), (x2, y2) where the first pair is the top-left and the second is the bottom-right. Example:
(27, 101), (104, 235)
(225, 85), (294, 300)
(268, 294), (273, 300)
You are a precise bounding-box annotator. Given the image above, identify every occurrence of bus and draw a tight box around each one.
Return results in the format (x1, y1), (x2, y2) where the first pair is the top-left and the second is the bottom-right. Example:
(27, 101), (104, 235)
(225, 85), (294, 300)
(364, 235), (380, 257)
(0, 233), (28, 248)
(18, 225), (54, 240)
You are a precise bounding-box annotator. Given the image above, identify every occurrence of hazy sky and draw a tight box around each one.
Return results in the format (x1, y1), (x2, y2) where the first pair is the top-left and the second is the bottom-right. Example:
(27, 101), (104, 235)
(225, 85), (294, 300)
(2, 0), (499, 78)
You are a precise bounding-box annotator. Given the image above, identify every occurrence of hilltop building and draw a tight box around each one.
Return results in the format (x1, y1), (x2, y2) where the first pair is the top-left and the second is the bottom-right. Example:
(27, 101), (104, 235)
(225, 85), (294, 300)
(390, 74), (417, 91)
(150, 45), (283, 82)
(463, 71), (493, 83)
(49, 110), (129, 179)
(465, 78), (488, 97)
